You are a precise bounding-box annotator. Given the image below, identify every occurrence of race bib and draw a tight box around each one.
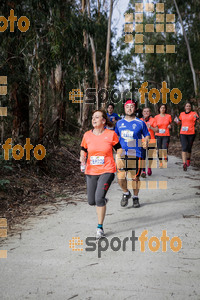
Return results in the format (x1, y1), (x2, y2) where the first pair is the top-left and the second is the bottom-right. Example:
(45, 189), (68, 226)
(181, 126), (188, 132)
(159, 129), (166, 134)
(90, 156), (105, 165)
(121, 130), (134, 139)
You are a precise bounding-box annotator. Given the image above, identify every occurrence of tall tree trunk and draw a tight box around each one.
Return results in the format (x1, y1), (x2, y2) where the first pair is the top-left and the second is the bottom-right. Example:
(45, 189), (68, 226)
(8, 47), (29, 144)
(89, 36), (99, 108)
(97, 0), (100, 19)
(78, 80), (82, 125)
(87, 0), (99, 108)
(38, 62), (44, 142)
(10, 81), (29, 144)
(35, 34), (44, 143)
(173, 0), (198, 97)
(104, 0), (113, 100)
(54, 63), (62, 144)
(1, 118), (4, 145)
(82, 0), (90, 130)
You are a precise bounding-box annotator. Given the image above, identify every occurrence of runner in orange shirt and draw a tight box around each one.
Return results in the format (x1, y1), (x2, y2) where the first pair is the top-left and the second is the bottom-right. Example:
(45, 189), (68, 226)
(140, 107), (159, 176)
(174, 102), (199, 171)
(80, 109), (122, 239)
(154, 104), (172, 167)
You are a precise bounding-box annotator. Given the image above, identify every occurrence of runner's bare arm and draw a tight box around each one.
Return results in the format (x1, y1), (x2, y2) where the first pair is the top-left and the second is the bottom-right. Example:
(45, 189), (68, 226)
(142, 135), (150, 149)
(115, 148), (124, 170)
(174, 117), (181, 125)
(150, 125), (159, 133)
(80, 149), (87, 164)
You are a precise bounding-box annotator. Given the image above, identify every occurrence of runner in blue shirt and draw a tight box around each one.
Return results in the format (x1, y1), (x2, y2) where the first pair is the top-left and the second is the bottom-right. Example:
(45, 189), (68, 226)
(107, 103), (121, 129)
(115, 100), (150, 208)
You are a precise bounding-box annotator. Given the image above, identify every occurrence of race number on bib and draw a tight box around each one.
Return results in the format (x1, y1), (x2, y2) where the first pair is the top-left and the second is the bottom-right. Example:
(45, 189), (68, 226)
(90, 156), (105, 165)
(181, 126), (189, 132)
(121, 130), (134, 139)
(159, 129), (166, 134)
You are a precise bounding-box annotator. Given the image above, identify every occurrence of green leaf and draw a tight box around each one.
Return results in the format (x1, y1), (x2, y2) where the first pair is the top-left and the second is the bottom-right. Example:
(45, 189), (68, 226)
(3, 166), (13, 171)
(0, 180), (10, 186)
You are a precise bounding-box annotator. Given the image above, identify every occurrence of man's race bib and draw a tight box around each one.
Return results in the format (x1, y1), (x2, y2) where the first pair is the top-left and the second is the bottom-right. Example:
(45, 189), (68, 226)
(121, 130), (134, 140)
(90, 156), (105, 165)
(181, 126), (188, 132)
(159, 129), (166, 134)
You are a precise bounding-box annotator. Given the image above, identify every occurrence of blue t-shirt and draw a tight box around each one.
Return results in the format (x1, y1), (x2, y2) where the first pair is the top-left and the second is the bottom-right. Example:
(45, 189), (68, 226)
(107, 113), (121, 123)
(115, 118), (150, 157)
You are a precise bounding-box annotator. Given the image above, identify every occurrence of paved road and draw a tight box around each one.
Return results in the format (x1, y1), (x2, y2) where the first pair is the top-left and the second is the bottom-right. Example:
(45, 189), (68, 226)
(0, 155), (200, 300)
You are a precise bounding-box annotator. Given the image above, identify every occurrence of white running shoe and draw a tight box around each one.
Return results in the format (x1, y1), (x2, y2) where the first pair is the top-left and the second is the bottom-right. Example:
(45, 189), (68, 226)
(96, 228), (105, 239)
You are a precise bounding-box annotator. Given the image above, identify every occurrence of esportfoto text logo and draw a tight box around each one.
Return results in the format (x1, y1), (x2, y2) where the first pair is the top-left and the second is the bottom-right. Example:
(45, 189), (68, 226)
(69, 230), (182, 258)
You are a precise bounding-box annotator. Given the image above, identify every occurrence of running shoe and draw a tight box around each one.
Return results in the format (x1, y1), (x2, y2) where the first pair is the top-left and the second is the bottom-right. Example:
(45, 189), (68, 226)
(96, 228), (105, 239)
(187, 159), (190, 167)
(183, 163), (187, 171)
(133, 197), (140, 208)
(120, 191), (131, 207)
(147, 168), (152, 176)
(141, 171), (146, 178)
(159, 161), (163, 168)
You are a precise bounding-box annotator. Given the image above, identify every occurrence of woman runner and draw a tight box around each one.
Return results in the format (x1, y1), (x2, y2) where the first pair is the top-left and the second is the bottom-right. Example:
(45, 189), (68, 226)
(174, 102), (199, 171)
(154, 104), (172, 167)
(80, 109), (122, 238)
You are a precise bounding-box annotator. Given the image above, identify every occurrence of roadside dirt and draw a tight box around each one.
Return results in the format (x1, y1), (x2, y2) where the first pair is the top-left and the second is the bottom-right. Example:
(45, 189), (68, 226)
(0, 134), (86, 233)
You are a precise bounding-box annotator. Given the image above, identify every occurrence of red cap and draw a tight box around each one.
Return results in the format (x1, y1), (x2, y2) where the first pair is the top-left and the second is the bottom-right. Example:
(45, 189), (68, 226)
(124, 100), (136, 108)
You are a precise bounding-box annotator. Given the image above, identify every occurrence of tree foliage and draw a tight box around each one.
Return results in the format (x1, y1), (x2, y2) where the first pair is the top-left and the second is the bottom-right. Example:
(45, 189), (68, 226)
(117, 0), (200, 121)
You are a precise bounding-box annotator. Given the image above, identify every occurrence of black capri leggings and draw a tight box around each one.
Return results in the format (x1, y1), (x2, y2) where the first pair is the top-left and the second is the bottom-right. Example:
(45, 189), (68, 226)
(180, 134), (195, 153)
(86, 173), (115, 207)
(156, 136), (170, 160)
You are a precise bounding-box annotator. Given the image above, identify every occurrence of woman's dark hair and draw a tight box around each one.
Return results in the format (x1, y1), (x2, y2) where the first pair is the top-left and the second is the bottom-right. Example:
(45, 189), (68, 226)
(159, 104), (167, 113)
(184, 101), (192, 110)
(92, 109), (114, 127)
(107, 103), (115, 109)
